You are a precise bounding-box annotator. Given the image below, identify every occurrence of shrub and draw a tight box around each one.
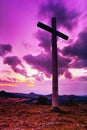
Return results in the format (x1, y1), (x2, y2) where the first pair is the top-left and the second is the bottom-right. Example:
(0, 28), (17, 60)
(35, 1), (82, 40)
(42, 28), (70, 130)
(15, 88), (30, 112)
(66, 97), (78, 106)
(36, 96), (49, 105)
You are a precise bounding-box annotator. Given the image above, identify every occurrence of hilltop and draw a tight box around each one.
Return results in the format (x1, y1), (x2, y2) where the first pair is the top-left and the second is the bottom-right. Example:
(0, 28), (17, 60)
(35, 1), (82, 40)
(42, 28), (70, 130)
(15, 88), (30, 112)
(0, 90), (87, 129)
(0, 103), (87, 129)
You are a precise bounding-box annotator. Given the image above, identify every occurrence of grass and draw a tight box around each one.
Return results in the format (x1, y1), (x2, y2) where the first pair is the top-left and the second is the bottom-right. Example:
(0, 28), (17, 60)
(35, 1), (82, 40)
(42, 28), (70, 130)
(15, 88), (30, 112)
(0, 100), (87, 130)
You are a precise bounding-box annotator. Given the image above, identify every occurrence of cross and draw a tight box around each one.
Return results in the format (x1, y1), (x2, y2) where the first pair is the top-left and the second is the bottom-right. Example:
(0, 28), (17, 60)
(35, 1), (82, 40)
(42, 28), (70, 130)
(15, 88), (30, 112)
(37, 17), (69, 111)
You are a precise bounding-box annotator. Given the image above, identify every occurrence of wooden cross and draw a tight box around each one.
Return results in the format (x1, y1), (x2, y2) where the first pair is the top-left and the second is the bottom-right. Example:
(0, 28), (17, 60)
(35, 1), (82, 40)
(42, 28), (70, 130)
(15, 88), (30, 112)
(37, 17), (69, 110)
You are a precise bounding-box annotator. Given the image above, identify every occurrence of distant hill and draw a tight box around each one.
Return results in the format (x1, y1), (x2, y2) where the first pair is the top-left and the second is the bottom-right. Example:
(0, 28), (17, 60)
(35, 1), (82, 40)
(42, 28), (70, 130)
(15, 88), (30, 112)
(27, 92), (42, 98)
(0, 91), (41, 98)
(0, 90), (87, 105)
(0, 90), (17, 98)
(0, 90), (26, 98)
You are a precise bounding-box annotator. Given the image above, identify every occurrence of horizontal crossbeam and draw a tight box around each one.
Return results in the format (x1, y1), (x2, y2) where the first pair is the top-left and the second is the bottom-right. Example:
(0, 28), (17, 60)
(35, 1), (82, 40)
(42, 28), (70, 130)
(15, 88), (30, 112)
(37, 22), (68, 40)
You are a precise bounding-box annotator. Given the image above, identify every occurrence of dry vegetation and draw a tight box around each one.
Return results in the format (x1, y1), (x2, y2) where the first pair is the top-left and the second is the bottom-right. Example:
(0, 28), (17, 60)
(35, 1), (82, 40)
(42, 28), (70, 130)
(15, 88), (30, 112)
(0, 98), (87, 130)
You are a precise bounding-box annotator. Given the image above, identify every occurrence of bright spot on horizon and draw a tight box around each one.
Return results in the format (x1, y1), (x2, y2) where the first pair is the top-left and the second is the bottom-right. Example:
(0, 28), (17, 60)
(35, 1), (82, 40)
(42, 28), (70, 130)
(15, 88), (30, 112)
(0, 83), (16, 87)
(27, 83), (34, 87)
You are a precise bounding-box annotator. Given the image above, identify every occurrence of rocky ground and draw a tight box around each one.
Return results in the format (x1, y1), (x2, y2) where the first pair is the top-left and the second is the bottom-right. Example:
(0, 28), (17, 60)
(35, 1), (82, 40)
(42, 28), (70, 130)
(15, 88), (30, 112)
(0, 99), (87, 130)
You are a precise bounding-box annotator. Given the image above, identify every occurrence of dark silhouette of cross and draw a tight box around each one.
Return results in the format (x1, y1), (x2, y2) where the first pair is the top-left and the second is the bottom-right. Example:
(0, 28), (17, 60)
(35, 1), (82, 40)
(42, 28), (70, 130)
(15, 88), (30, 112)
(37, 17), (69, 110)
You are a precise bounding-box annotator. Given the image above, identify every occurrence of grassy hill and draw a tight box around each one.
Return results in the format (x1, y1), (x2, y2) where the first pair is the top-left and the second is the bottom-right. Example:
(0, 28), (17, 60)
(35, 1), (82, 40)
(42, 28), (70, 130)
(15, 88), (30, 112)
(0, 91), (87, 129)
(0, 103), (87, 130)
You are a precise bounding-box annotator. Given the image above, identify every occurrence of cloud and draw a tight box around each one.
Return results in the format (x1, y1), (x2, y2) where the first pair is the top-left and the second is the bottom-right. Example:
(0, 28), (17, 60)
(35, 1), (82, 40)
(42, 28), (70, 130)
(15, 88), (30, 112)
(38, 0), (79, 30)
(58, 54), (71, 78)
(23, 53), (52, 77)
(3, 56), (27, 76)
(32, 73), (44, 81)
(69, 59), (87, 68)
(0, 43), (12, 57)
(23, 53), (71, 78)
(0, 79), (13, 83)
(78, 76), (87, 81)
(6, 77), (17, 83)
(4, 56), (21, 66)
(62, 29), (87, 68)
(64, 70), (72, 79)
(0, 76), (17, 83)
(35, 31), (51, 53)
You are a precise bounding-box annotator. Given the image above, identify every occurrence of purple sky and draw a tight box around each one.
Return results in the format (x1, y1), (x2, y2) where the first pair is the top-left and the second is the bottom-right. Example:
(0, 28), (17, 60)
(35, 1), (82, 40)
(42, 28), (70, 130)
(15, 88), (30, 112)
(0, 0), (87, 95)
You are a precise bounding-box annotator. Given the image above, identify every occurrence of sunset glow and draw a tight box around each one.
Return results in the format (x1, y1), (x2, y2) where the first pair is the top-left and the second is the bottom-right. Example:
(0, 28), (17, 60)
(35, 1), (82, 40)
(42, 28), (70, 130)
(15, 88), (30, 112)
(0, 83), (16, 87)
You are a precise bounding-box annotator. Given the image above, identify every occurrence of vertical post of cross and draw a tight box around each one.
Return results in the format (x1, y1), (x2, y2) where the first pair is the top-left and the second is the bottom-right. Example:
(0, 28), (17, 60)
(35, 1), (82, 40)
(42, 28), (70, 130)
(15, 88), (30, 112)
(52, 17), (58, 110)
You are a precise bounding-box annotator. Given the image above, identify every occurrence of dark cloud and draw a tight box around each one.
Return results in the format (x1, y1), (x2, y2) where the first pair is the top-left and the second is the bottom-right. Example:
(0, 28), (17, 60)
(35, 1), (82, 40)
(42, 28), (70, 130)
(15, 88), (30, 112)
(64, 71), (72, 79)
(3, 56), (27, 76)
(4, 56), (21, 66)
(69, 59), (87, 68)
(58, 54), (71, 68)
(0, 43), (12, 57)
(58, 54), (71, 77)
(38, 0), (79, 30)
(0, 78), (15, 83)
(78, 76), (87, 81)
(35, 31), (51, 53)
(32, 74), (44, 81)
(6, 77), (16, 83)
(23, 53), (52, 77)
(23, 53), (71, 78)
(62, 29), (87, 68)
(62, 30), (87, 59)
